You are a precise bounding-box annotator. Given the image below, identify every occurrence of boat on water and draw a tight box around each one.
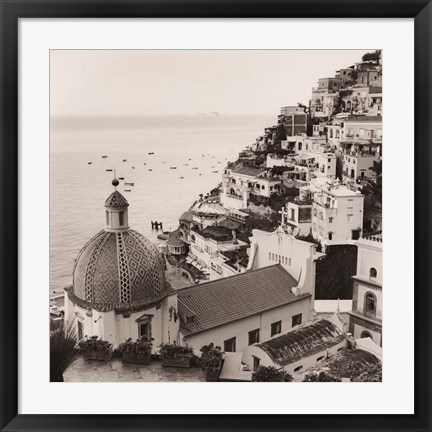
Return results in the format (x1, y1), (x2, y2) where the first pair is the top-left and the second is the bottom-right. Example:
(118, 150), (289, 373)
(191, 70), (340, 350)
(183, 164), (189, 166)
(212, 171), (219, 173)
(170, 167), (177, 169)
(148, 152), (154, 155)
(188, 158), (191, 161)
(88, 162), (92, 165)
(122, 159), (127, 162)
(131, 166), (135, 169)
(179, 176), (184, 179)
(124, 189), (132, 192)
(148, 169), (153, 171)
(192, 167), (198, 170)
(106, 169), (113, 172)
(102, 155), (108, 158)
(118, 177), (124, 180)
(125, 182), (134, 186)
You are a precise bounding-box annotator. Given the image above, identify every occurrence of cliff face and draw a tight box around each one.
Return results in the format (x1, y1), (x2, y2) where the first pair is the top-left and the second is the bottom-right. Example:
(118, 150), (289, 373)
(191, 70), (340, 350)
(315, 245), (358, 300)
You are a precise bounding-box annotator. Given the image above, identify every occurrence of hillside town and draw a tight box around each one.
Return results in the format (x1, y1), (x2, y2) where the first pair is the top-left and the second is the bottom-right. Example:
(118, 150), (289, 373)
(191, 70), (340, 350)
(53, 50), (383, 383)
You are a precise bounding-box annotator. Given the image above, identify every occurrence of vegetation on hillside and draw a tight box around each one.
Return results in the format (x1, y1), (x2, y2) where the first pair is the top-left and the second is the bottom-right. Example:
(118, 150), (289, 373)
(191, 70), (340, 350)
(361, 160), (382, 234)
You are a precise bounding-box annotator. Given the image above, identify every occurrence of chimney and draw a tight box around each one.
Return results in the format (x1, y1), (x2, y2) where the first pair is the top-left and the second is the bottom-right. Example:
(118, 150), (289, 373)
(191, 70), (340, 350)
(346, 333), (356, 350)
(232, 229), (238, 244)
(291, 286), (301, 296)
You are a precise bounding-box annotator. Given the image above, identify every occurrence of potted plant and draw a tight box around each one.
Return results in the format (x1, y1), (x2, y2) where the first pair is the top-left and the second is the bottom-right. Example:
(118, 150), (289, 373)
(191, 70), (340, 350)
(117, 336), (153, 365)
(199, 343), (224, 381)
(78, 336), (113, 362)
(252, 366), (293, 382)
(159, 343), (194, 368)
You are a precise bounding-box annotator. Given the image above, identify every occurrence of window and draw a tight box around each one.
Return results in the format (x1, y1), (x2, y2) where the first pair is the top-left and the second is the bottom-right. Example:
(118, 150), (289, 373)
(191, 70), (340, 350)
(328, 158), (331, 163)
(316, 355), (325, 362)
(105, 211), (110, 226)
(248, 329), (260, 345)
(361, 331), (373, 339)
(369, 267), (377, 279)
(224, 337), (236, 352)
(328, 232), (333, 240)
(139, 321), (152, 339)
(347, 214), (353, 223)
(253, 356), (260, 371)
(352, 229), (360, 240)
(329, 217), (334, 223)
(77, 321), (84, 340)
(271, 321), (282, 337)
(191, 235), (196, 243)
(364, 292), (377, 317)
(271, 253), (275, 261)
(290, 208), (295, 221)
(268, 252), (271, 260)
(294, 365), (303, 373)
(292, 313), (302, 328)
(289, 258), (292, 266)
(119, 211), (124, 226)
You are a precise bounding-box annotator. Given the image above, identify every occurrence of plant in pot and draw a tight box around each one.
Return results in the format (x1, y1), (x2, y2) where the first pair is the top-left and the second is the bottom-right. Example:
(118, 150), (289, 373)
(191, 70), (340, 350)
(117, 336), (153, 365)
(159, 343), (194, 368)
(199, 343), (224, 381)
(252, 365), (293, 382)
(78, 336), (113, 362)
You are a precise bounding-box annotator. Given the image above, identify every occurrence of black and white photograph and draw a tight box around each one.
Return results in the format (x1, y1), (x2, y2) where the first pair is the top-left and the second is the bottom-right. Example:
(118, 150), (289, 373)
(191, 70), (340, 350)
(49, 49), (383, 383)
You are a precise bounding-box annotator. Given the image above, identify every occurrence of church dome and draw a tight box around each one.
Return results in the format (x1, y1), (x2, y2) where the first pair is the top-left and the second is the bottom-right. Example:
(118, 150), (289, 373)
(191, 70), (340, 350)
(68, 180), (169, 312)
(73, 229), (166, 309)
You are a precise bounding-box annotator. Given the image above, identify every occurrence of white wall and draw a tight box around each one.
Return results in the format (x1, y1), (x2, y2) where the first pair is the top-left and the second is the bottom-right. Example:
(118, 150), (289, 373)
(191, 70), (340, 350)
(248, 228), (318, 307)
(182, 296), (311, 355)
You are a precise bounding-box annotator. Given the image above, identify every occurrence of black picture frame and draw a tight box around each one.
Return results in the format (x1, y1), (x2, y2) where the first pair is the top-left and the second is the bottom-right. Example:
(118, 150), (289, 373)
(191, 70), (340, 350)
(1, 1), (431, 431)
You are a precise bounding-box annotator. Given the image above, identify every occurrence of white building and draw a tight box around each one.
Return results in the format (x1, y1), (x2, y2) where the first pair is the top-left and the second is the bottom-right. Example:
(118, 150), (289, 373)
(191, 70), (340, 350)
(342, 142), (381, 184)
(178, 265), (313, 354)
(311, 182), (364, 248)
(242, 318), (347, 376)
(220, 167), (282, 210)
(281, 199), (312, 237)
(247, 227), (324, 310)
(349, 235), (383, 346)
(64, 180), (180, 347)
(188, 223), (247, 275)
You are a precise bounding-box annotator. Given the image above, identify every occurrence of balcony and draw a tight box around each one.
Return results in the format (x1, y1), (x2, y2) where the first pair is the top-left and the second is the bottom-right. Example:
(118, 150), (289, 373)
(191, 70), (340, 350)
(225, 193), (243, 200)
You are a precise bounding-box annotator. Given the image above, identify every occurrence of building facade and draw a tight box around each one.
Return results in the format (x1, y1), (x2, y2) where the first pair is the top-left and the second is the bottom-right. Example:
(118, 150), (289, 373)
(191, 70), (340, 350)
(349, 235), (383, 346)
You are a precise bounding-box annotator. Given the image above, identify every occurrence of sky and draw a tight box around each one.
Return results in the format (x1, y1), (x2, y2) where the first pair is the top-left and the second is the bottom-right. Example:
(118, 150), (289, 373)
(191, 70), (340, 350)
(50, 50), (368, 117)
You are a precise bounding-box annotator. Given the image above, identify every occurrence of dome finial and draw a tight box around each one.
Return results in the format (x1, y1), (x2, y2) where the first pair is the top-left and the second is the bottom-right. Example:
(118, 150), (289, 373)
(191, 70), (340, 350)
(112, 169), (119, 188)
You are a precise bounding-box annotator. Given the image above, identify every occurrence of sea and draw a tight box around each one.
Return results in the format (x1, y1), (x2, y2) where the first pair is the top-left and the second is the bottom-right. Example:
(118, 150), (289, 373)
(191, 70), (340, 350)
(50, 114), (274, 295)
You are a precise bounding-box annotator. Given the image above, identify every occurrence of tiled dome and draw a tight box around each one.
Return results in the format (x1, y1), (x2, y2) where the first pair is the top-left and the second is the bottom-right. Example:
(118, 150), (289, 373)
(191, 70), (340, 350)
(72, 229), (166, 309)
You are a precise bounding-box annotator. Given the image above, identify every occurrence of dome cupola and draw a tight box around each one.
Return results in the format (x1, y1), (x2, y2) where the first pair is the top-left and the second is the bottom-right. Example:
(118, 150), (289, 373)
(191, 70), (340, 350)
(104, 178), (129, 232)
(68, 178), (168, 312)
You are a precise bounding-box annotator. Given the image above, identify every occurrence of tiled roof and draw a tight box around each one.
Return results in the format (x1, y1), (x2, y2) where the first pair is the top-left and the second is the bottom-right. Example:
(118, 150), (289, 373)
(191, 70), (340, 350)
(105, 190), (129, 207)
(304, 348), (381, 381)
(232, 167), (265, 177)
(179, 211), (193, 222)
(178, 265), (310, 336)
(72, 229), (167, 310)
(167, 230), (186, 247)
(257, 319), (345, 366)
(65, 281), (175, 314)
(217, 218), (242, 230)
